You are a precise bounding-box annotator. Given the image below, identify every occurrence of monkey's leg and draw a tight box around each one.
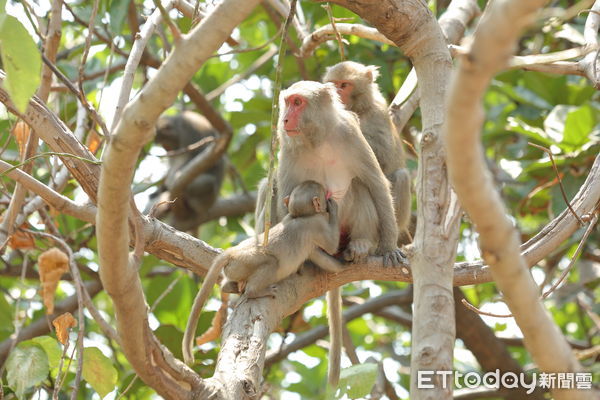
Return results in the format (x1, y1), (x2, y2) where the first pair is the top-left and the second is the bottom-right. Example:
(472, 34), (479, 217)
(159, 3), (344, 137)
(389, 168), (412, 245)
(340, 184), (377, 263)
(326, 287), (342, 386)
(243, 258), (281, 299)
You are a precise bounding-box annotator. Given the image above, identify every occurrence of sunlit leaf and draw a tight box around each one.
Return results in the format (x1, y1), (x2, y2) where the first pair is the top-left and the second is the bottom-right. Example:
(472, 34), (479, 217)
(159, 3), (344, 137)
(337, 363), (378, 399)
(6, 341), (49, 399)
(563, 103), (596, 150)
(82, 347), (118, 398)
(0, 15), (41, 113)
(31, 336), (62, 373)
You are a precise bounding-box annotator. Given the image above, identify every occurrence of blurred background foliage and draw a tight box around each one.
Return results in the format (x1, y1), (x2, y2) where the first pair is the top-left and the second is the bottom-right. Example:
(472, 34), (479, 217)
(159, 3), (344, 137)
(0, 0), (598, 398)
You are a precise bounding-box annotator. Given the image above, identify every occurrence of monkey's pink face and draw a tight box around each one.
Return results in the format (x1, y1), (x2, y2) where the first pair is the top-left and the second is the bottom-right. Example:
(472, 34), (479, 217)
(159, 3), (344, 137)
(330, 80), (353, 106)
(283, 94), (307, 136)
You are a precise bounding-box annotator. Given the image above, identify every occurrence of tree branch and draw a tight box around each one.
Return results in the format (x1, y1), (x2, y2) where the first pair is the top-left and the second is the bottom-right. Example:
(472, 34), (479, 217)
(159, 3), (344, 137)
(443, 1), (590, 399)
(96, 0), (262, 397)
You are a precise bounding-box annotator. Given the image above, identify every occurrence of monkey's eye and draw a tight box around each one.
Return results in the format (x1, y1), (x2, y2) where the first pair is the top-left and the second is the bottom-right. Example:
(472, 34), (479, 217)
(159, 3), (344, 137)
(293, 98), (302, 106)
(340, 82), (350, 89)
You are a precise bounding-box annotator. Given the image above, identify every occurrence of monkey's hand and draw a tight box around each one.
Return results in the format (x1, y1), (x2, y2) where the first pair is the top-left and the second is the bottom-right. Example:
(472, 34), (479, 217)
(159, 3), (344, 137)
(326, 198), (338, 215)
(343, 239), (372, 263)
(380, 247), (408, 267)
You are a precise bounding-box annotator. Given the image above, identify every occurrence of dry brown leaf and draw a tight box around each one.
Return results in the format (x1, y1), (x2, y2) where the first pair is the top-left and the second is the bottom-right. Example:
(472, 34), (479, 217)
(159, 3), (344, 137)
(195, 292), (229, 346)
(52, 312), (77, 345)
(38, 247), (70, 314)
(12, 121), (30, 157)
(85, 130), (102, 154)
(8, 227), (35, 250)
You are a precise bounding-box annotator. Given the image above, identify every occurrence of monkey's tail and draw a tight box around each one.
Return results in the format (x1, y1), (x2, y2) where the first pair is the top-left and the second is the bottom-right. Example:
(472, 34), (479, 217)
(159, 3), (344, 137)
(326, 287), (342, 387)
(182, 255), (228, 366)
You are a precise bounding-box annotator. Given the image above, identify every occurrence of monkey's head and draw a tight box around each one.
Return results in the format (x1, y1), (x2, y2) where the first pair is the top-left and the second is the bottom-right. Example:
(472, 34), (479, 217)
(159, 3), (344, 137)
(284, 180), (328, 218)
(278, 81), (341, 144)
(155, 111), (216, 151)
(323, 61), (380, 112)
(155, 116), (181, 151)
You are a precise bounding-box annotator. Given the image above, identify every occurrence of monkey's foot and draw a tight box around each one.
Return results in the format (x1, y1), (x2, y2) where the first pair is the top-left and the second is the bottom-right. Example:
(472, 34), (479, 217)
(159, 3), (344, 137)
(381, 248), (408, 267)
(245, 284), (278, 299)
(343, 239), (372, 263)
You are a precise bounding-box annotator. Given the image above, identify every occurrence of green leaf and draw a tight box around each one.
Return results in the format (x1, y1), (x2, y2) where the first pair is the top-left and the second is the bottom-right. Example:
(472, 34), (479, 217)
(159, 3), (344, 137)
(0, 15), (41, 113)
(0, 293), (13, 337)
(108, 0), (129, 34)
(337, 363), (378, 399)
(563, 104), (596, 150)
(82, 347), (118, 398)
(31, 336), (62, 373)
(6, 341), (50, 399)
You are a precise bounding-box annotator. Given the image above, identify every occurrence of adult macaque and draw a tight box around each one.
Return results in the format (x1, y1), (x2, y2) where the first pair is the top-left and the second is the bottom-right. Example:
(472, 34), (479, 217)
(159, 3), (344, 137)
(323, 61), (412, 244)
(183, 180), (343, 366)
(276, 80), (405, 265)
(149, 111), (225, 230)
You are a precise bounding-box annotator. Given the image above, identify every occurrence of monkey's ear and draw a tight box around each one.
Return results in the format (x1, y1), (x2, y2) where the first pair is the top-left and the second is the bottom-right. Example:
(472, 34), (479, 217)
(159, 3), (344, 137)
(312, 197), (322, 212)
(366, 66), (380, 82)
(283, 196), (290, 208)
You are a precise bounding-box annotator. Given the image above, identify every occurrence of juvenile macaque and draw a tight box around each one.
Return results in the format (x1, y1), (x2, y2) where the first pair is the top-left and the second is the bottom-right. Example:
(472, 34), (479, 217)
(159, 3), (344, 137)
(183, 180), (343, 365)
(323, 61), (412, 244)
(276, 80), (405, 265)
(149, 111), (225, 231)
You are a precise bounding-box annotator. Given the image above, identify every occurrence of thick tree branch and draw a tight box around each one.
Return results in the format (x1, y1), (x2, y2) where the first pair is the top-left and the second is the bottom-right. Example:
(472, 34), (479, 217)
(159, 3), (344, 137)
(391, 0), (480, 132)
(96, 0), (262, 397)
(326, 2), (460, 398)
(443, 1), (590, 399)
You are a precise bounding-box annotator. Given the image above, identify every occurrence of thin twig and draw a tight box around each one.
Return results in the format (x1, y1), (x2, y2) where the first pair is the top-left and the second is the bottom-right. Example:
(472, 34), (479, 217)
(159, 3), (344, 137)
(461, 299), (513, 318)
(149, 276), (182, 313)
(0, 152), (101, 178)
(159, 136), (214, 157)
(263, 0), (298, 246)
(53, 340), (70, 400)
(542, 210), (599, 299)
(41, 54), (109, 137)
(323, 3), (345, 61)
(77, 0), (100, 93)
(27, 232), (86, 400)
(528, 142), (585, 225)
(116, 375), (139, 399)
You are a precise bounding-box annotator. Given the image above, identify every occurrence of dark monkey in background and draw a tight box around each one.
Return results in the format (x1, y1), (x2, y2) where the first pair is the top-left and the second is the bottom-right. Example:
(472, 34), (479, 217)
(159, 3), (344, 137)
(183, 181), (343, 375)
(150, 111), (225, 230)
(323, 61), (412, 244)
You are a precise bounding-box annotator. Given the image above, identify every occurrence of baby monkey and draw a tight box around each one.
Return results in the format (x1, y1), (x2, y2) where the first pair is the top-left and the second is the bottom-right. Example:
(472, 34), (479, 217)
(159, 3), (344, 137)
(183, 180), (343, 365)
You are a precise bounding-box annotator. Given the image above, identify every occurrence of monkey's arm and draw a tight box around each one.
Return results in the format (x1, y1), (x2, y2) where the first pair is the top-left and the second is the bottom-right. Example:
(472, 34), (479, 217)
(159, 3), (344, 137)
(389, 168), (412, 245)
(320, 198), (341, 254)
(353, 139), (406, 265)
(309, 249), (343, 273)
